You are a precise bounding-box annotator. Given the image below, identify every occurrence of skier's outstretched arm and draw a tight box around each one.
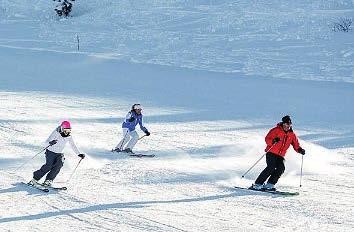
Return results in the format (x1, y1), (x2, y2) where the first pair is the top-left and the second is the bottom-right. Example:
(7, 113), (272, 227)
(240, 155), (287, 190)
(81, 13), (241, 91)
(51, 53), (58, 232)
(139, 117), (147, 132)
(68, 136), (81, 155)
(292, 135), (305, 155)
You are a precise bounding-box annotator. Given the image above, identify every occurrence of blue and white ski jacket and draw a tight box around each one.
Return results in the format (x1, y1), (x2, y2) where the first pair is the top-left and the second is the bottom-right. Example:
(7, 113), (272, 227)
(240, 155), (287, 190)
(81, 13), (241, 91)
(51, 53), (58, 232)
(122, 111), (148, 132)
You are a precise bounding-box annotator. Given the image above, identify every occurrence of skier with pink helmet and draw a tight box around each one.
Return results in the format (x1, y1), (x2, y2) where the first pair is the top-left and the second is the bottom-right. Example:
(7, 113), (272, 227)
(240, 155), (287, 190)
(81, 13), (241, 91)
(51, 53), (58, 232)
(28, 121), (85, 187)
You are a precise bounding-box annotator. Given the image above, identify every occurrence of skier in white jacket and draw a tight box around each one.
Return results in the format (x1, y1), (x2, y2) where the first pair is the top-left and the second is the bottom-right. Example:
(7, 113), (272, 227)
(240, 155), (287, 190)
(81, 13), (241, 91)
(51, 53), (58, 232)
(28, 121), (85, 187)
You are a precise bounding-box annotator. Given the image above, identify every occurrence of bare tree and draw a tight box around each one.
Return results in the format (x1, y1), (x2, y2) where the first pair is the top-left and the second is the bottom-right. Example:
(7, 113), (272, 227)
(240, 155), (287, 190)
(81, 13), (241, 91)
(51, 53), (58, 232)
(54, 0), (75, 17)
(333, 18), (352, 32)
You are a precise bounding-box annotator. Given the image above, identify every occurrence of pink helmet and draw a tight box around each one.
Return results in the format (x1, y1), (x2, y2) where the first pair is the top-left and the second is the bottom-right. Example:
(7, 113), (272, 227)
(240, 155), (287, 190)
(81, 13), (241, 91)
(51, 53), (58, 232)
(61, 121), (71, 129)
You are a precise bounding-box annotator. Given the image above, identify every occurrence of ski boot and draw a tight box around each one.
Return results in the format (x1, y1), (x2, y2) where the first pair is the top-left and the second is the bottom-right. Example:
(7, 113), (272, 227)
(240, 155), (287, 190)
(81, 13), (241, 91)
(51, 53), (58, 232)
(28, 178), (40, 186)
(263, 183), (276, 191)
(112, 148), (122, 153)
(42, 179), (53, 187)
(249, 183), (264, 190)
(123, 148), (134, 154)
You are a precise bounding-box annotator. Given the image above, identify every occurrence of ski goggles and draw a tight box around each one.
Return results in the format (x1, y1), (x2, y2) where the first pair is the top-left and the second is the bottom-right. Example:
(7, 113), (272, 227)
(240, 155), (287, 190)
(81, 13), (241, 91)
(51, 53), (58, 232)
(63, 128), (72, 135)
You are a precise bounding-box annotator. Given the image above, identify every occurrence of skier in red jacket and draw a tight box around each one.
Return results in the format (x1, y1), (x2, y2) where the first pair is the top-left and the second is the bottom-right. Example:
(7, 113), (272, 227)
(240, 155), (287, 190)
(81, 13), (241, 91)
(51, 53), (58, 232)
(251, 115), (305, 191)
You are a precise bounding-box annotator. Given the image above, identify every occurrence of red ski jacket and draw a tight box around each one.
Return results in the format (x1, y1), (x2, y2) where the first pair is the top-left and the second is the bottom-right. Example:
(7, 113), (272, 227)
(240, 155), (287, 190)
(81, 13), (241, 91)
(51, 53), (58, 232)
(265, 123), (302, 157)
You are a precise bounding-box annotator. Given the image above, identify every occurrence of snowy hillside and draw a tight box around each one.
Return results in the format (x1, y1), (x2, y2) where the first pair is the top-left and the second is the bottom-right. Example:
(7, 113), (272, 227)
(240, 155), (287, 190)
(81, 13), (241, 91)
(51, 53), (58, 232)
(0, 1), (354, 231)
(1, 0), (354, 82)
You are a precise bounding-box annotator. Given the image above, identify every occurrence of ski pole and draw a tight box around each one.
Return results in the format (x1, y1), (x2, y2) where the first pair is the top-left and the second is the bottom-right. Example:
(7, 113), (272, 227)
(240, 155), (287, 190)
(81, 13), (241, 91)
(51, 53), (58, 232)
(138, 135), (147, 141)
(14, 144), (51, 172)
(241, 143), (277, 178)
(299, 154), (304, 187)
(241, 153), (266, 178)
(66, 158), (83, 183)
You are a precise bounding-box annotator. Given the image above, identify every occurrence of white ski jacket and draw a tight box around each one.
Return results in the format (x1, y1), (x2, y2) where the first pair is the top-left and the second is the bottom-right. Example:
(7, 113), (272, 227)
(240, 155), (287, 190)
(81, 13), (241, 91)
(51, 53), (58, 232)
(45, 127), (80, 155)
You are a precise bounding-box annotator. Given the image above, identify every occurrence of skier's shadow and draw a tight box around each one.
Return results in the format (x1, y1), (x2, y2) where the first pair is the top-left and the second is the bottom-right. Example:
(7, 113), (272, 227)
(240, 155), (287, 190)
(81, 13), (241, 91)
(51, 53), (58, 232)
(0, 189), (287, 223)
(0, 182), (55, 195)
(0, 191), (241, 223)
(0, 184), (20, 194)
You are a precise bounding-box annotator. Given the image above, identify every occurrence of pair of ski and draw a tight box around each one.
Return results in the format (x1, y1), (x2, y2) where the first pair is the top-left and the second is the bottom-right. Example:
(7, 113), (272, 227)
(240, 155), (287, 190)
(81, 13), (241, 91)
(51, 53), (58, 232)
(234, 186), (299, 196)
(22, 182), (67, 193)
(111, 149), (155, 158)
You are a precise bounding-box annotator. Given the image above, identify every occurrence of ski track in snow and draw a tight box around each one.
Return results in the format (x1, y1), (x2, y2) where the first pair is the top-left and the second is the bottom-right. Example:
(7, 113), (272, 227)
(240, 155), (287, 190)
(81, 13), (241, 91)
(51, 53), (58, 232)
(1, 0), (354, 231)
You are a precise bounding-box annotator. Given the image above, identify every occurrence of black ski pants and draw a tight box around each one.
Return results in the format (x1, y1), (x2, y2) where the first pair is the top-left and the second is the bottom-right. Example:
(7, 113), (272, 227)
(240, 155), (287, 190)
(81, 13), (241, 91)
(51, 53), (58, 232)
(33, 150), (64, 181)
(255, 152), (285, 185)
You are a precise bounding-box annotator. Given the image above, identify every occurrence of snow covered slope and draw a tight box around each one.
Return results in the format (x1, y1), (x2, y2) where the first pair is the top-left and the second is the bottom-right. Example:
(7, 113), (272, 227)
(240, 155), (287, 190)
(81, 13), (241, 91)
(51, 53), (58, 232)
(0, 1), (353, 231)
(1, 0), (354, 82)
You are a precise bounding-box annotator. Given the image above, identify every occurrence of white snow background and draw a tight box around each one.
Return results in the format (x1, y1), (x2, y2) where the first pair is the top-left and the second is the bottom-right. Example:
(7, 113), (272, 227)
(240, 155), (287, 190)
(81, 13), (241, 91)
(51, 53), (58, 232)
(0, 1), (353, 231)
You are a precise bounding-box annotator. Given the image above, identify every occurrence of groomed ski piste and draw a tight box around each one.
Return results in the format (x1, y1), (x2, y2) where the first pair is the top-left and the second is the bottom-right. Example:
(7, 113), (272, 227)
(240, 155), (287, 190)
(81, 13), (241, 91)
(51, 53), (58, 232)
(0, 1), (353, 231)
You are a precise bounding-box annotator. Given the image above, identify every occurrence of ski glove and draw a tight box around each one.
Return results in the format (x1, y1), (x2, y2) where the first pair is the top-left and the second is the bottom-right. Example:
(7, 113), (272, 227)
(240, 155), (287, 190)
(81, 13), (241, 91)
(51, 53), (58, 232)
(78, 154), (85, 159)
(272, 137), (280, 144)
(298, 148), (305, 155)
(128, 117), (135, 122)
(145, 131), (150, 136)
(49, 140), (57, 146)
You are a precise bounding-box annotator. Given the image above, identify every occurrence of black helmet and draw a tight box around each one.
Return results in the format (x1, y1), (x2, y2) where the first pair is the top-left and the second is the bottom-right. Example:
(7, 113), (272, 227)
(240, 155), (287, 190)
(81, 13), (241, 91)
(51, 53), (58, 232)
(282, 115), (292, 124)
